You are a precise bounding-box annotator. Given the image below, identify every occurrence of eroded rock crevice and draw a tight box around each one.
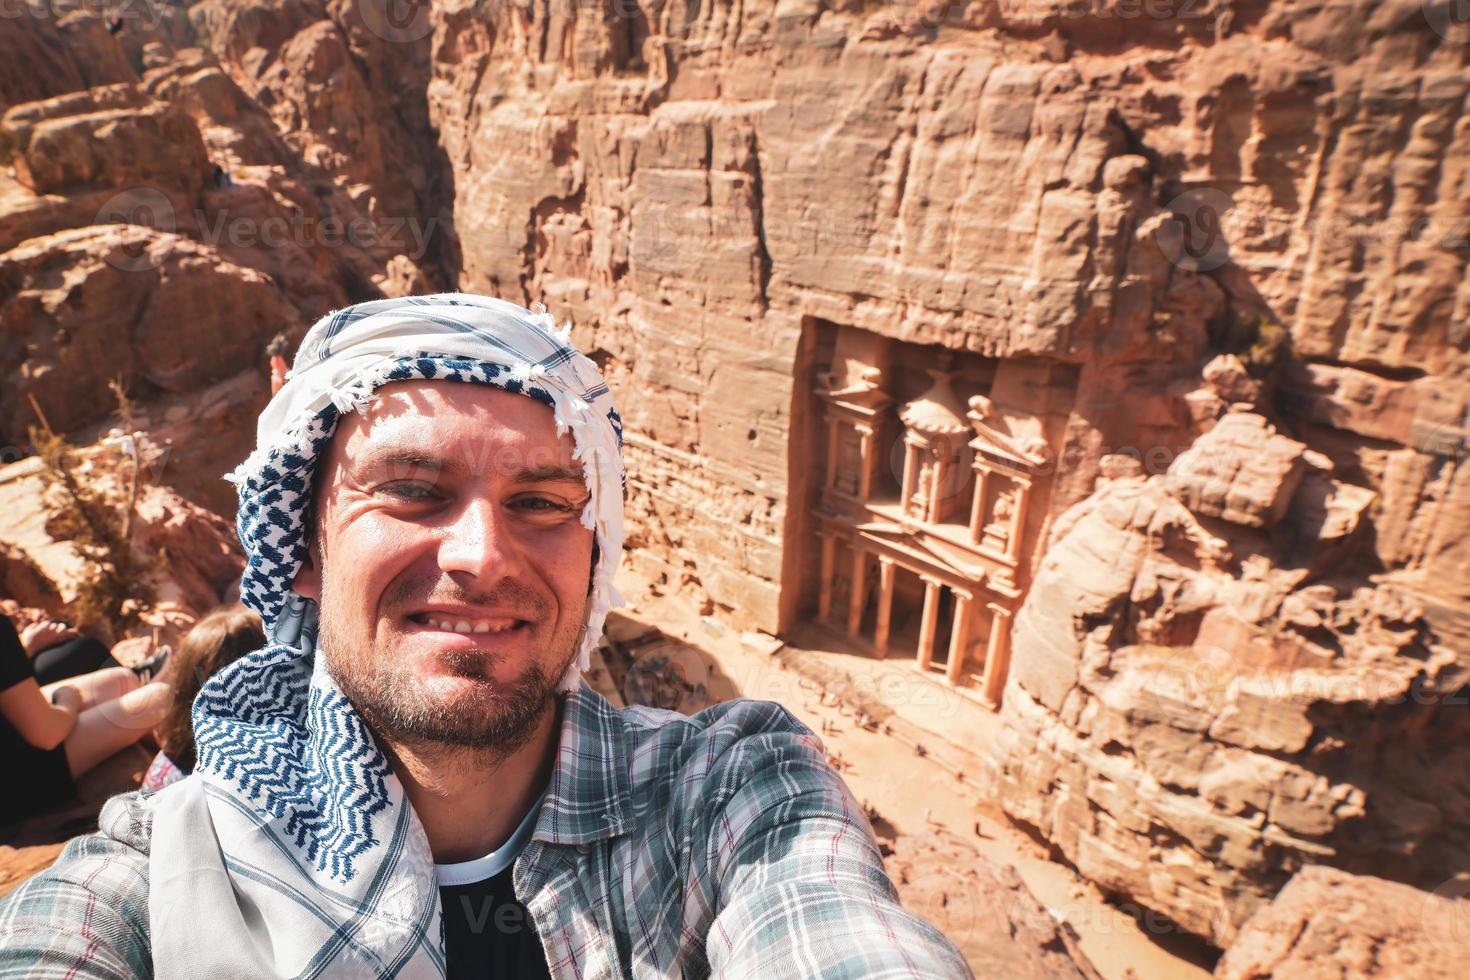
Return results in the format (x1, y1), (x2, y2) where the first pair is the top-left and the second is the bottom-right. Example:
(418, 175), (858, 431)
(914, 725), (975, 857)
(1, 0), (1467, 964)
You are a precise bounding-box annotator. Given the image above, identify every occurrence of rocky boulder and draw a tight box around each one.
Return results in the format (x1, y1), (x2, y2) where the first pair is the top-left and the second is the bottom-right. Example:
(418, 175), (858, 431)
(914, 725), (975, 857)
(989, 450), (1470, 946)
(882, 831), (1101, 979)
(0, 224), (293, 445)
(1215, 866), (1470, 979)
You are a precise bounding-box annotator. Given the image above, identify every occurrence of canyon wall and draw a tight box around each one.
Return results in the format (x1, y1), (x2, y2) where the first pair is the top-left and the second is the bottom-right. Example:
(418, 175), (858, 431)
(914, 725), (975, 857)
(2, 0), (1467, 951)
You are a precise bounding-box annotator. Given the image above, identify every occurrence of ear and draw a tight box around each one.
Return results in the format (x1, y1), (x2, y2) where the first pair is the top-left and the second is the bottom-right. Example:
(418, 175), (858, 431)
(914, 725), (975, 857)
(293, 543), (322, 600)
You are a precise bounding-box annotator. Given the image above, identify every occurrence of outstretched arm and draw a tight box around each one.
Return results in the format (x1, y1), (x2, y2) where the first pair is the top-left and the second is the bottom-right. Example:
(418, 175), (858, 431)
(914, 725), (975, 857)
(702, 717), (971, 979)
(0, 794), (153, 979)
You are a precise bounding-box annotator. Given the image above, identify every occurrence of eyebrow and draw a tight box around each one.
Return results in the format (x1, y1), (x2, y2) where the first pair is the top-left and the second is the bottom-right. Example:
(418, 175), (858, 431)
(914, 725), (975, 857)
(512, 465), (588, 488)
(348, 448), (585, 488)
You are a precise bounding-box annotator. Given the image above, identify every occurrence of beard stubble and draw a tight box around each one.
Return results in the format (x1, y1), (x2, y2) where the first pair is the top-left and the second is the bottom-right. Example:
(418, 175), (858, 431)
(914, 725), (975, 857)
(317, 561), (583, 764)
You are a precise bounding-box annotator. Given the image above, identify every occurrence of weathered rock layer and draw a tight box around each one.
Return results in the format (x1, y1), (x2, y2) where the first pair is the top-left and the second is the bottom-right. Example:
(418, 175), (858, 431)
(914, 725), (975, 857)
(1, 0), (1466, 957)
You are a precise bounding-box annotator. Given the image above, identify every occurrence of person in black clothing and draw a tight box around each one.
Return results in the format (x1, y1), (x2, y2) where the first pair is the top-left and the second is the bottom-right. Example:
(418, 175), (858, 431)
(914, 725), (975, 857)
(15, 617), (168, 687)
(19, 618), (116, 685)
(0, 617), (171, 825)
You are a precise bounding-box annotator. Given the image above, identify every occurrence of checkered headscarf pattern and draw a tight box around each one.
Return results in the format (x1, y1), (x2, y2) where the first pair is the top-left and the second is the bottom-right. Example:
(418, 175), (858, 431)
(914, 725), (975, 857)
(225, 293), (626, 682)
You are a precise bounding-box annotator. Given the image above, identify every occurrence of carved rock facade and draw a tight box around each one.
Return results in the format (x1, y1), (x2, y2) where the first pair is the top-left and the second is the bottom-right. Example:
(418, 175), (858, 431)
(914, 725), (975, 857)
(1, 0), (1466, 954)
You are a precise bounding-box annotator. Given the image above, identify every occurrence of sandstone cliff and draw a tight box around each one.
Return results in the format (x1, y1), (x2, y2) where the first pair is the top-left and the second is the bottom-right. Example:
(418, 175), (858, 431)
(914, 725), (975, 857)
(1, 0), (1466, 960)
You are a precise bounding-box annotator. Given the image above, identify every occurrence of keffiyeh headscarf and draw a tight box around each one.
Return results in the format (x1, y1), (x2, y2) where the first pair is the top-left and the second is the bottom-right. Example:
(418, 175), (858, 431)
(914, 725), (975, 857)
(228, 291), (626, 675)
(146, 294), (626, 978)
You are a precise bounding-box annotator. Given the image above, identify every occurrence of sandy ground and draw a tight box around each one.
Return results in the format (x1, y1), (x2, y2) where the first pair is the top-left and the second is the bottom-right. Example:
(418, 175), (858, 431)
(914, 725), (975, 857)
(609, 578), (1217, 980)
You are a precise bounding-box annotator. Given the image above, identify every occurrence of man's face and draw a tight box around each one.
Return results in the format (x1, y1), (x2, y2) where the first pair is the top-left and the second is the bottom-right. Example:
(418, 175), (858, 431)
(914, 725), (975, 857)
(295, 381), (594, 752)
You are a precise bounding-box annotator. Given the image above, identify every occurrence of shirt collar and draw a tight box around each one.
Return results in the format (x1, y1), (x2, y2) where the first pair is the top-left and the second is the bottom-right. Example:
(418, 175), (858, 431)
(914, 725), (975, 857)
(435, 789), (545, 885)
(533, 683), (633, 845)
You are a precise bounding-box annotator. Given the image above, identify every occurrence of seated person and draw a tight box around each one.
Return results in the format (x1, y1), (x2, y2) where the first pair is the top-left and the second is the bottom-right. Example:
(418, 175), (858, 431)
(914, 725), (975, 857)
(14, 616), (167, 687)
(0, 616), (171, 825)
(142, 606), (264, 792)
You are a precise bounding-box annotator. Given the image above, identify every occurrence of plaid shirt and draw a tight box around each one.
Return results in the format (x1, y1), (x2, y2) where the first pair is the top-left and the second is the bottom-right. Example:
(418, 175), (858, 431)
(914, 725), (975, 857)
(0, 687), (969, 978)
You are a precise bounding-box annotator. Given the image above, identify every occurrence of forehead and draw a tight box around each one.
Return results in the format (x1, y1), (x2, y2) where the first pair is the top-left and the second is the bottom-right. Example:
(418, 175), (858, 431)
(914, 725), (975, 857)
(322, 380), (578, 474)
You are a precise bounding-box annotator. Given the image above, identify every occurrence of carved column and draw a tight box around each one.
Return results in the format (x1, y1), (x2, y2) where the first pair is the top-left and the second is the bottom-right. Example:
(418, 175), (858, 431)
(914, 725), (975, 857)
(817, 533), (837, 623)
(858, 426), (875, 502)
(969, 463), (989, 544)
(1006, 477), (1031, 563)
(928, 456), (948, 523)
(825, 418), (840, 491)
(874, 558), (896, 658)
(900, 440), (920, 517)
(916, 578), (941, 671)
(946, 591), (972, 686)
(847, 545), (867, 638)
(981, 602), (1013, 708)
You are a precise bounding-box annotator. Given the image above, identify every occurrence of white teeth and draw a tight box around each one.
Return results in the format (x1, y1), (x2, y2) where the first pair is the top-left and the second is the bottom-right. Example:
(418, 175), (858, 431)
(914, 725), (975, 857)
(422, 617), (517, 634)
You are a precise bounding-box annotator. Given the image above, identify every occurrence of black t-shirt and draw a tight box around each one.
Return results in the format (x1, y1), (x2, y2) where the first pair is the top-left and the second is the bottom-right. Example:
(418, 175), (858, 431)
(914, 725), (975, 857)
(1, 616), (75, 823)
(0, 616), (33, 693)
(440, 865), (551, 979)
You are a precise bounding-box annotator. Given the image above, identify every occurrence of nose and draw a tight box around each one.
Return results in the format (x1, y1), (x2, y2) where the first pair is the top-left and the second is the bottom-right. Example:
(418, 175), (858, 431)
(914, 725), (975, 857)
(436, 494), (528, 586)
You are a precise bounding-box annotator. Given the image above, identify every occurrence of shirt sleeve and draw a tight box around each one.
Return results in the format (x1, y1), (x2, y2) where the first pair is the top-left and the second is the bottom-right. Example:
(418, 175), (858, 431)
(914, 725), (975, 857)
(0, 617), (35, 693)
(701, 705), (972, 979)
(0, 793), (154, 979)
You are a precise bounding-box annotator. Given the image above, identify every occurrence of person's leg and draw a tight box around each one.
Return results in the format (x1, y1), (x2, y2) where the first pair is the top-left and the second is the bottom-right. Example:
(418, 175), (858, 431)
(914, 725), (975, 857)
(42, 666), (139, 712)
(62, 681), (171, 780)
(32, 637), (121, 686)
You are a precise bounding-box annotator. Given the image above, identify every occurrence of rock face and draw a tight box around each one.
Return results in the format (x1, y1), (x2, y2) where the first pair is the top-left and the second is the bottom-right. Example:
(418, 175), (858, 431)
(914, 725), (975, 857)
(881, 831), (1100, 980)
(3, 0), (1469, 959)
(0, 225), (292, 440)
(988, 447), (1469, 945)
(1214, 865), (1470, 979)
(0, 15), (448, 447)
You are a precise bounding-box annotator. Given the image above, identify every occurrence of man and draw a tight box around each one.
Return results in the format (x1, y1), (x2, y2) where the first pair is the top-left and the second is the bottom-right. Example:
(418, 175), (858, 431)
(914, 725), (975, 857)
(0, 294), (969, 978)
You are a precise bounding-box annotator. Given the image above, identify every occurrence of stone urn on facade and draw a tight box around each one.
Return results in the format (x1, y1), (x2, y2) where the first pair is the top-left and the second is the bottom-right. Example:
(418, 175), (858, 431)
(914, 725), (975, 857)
(899, 367), (972, 524)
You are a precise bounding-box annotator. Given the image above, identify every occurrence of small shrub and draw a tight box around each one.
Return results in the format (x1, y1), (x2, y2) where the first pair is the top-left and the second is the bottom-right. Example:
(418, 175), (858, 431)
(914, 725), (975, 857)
(27, 385), (158, 634)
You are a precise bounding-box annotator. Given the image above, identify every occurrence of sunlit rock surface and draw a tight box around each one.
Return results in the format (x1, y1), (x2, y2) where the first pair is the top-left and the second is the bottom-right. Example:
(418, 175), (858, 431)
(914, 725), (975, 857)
(0, 0), (1466, 959)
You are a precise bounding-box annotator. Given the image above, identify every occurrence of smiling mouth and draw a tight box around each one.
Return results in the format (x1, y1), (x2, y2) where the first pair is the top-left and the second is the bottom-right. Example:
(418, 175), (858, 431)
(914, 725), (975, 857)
(407, 613), (529, 636)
